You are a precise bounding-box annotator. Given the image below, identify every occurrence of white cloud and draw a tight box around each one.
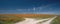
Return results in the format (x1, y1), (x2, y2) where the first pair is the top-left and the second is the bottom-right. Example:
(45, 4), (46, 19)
(34, 12), (56, 14)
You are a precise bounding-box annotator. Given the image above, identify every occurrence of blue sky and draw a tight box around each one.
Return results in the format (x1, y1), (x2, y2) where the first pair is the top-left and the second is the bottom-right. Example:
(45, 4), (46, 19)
(0, 0), (60, 14)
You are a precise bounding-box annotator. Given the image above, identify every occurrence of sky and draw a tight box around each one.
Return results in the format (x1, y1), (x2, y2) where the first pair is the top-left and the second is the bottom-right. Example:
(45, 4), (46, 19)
(0, 0), (60, 14)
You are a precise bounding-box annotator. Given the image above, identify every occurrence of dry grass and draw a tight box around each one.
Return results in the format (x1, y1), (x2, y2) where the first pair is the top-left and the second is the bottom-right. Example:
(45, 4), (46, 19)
(0, 14), (60, 24)
(0, 14), (57, 17)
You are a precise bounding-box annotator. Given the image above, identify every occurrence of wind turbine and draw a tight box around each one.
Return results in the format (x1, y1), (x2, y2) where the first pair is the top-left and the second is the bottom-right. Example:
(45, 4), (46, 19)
(32, 5), (36, 14)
